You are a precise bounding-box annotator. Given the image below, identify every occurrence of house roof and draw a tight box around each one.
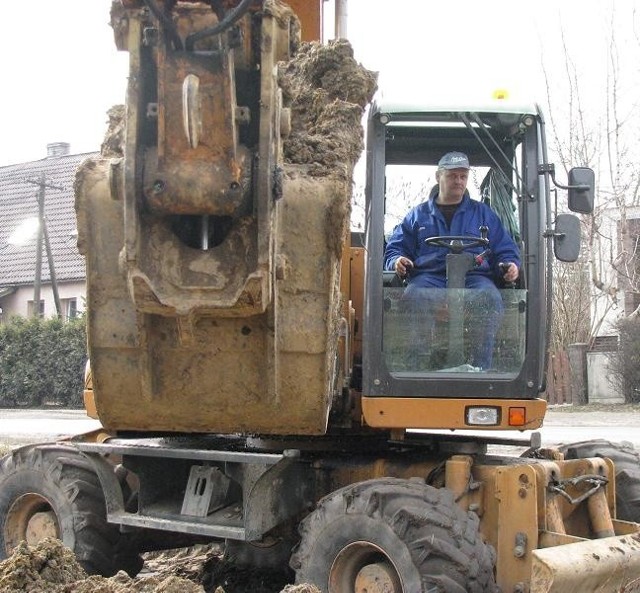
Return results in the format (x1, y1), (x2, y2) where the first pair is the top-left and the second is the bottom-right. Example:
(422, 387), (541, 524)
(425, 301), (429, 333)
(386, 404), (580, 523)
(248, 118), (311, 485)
(0, 151), (96, 288)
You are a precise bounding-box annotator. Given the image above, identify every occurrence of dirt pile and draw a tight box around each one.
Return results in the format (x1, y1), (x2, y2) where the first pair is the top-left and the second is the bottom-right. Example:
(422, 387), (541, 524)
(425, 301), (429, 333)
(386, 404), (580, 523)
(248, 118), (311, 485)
(0, 539), (321, 593)
(0, 539), (85, 591)
(100, 104), (125, 158)
(278, 39), (377, 179)
(0, 539), (204, 593)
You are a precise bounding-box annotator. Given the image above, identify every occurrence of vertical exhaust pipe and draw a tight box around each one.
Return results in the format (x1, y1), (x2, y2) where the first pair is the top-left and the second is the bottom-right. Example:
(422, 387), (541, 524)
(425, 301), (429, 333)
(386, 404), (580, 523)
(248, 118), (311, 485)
(335, 0), (348, 39)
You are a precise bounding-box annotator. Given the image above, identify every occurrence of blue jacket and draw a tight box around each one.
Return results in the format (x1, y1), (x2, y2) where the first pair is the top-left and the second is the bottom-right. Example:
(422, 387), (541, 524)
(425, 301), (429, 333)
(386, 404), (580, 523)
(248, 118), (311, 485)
(384, 188), (521, 281)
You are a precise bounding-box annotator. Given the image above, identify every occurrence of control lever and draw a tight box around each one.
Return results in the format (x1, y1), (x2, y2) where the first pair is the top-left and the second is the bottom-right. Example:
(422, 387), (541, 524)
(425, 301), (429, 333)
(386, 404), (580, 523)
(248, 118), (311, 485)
(499, 262), (516, 288)
(474, 226), (491, 267)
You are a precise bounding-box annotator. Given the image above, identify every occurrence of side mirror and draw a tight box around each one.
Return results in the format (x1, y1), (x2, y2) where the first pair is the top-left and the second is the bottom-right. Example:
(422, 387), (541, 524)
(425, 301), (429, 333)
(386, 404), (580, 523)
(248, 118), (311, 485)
(554, 214), (581, 262)
(567, 167), (595, 214)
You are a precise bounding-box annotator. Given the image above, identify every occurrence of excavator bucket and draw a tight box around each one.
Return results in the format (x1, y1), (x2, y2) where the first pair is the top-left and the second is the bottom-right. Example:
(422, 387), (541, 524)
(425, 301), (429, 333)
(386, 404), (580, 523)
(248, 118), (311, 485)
(531, 533), (640, 592)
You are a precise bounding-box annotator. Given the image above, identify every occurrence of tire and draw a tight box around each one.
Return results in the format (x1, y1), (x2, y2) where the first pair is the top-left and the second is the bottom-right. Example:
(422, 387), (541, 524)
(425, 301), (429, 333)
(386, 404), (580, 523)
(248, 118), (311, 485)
(559, 439), (640, 522)
(0, 443), (142, 577)
(290, 478), (497, 593)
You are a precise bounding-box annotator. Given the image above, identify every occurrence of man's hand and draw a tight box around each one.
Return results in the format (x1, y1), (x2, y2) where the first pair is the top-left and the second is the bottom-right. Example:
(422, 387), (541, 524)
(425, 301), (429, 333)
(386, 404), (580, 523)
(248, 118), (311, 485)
(394, 256), (414, 277)
(501, 262), (519, 283)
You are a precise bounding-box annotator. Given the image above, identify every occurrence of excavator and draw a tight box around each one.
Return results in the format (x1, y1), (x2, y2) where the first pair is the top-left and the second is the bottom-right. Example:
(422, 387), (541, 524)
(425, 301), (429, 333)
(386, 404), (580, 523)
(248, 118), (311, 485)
(1, 1), (640, 591)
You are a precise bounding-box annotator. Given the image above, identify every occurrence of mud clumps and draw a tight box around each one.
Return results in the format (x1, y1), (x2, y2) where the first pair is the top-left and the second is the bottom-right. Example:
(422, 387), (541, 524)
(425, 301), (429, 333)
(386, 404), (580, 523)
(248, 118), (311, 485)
(0, 538), (204, 593)
(100, 104), (125, 158)
(278, 39), (377, 179)
(0, 539), (320, 593)
(0, 539), (85, 591)
(264, 0), (301, 54)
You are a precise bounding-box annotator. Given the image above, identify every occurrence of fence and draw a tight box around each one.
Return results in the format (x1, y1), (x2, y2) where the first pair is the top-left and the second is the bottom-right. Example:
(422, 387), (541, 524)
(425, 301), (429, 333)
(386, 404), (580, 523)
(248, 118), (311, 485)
(543, 345), (589, 405)
(544, 350), (571, 405)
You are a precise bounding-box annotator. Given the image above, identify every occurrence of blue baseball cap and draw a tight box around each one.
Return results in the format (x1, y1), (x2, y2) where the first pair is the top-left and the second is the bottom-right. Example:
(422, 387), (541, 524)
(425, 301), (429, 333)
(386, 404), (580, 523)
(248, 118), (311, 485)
(438, 151), (470, 170)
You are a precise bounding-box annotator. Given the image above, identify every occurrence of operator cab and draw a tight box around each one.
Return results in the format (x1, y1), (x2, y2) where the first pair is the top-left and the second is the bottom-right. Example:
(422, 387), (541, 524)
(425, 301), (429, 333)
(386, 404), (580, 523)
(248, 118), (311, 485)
(361, 95), (592, 411)
(382, 161), (526, 378)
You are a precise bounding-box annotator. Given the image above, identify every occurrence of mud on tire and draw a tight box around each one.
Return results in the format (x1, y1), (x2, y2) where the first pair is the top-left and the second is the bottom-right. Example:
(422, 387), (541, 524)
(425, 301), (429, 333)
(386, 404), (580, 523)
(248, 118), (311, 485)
(290, 477), (497, 593)
(560, 439), (640, 522)
(0, 443), (142, 577)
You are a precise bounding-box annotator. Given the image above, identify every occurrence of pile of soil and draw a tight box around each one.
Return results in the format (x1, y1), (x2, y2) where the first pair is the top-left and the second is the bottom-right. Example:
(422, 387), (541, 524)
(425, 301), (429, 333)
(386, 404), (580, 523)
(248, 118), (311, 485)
(278, 39), (377, 179)
(100, 104), (125, 158)
(0, 539), (204, 593)
(0, 539), (321, 593)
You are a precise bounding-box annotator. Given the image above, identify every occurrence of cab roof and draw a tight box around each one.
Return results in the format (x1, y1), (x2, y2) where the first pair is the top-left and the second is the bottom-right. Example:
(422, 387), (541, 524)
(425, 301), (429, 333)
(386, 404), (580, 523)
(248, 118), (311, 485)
(372, 90), (541, 120)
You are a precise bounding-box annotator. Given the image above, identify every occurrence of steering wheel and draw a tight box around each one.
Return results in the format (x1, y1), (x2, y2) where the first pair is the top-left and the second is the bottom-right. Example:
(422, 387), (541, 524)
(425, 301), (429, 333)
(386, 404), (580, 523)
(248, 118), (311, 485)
(424, 235), (489, 254)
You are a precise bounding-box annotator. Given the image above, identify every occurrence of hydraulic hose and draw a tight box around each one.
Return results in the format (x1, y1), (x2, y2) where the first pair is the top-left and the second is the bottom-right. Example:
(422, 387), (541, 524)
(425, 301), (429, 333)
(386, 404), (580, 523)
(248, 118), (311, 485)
(185, 0), (255, 51)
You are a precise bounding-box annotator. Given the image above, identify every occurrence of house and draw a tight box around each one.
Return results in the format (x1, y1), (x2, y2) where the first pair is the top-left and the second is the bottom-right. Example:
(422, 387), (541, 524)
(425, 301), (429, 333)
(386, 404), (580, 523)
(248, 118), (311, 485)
(579, 205), (640, 404)
(0, 144), (95, 322)
(591, 205), (640, 336)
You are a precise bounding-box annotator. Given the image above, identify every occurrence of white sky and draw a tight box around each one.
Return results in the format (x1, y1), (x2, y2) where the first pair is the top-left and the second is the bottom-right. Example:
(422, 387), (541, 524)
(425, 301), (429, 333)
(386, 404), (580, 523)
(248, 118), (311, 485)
(0, 1), (128, 166)
(345, 0), (637, 109)
(0, 0), (637, 167)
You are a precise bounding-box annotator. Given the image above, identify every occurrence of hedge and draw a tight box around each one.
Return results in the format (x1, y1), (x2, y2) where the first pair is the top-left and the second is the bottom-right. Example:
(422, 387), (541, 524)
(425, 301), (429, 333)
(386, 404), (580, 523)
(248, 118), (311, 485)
(609, 316), (640, 404)
(0, 316), (87, 408)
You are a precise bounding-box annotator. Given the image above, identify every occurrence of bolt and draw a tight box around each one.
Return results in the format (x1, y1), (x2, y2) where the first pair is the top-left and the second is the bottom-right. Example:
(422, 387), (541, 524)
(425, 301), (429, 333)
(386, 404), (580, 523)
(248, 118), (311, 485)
(518, 488), (527, 498)
(514, 532), (528, 559)
(513, 583), (526, 593)
(152, 179), (166, 194)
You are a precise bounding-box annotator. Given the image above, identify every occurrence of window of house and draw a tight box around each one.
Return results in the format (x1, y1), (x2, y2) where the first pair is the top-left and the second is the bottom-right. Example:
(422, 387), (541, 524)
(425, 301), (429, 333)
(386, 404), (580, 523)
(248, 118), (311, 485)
(619, 217), (640, 316)
(27, 300), (45, 318)
(62, 298), (78, 321)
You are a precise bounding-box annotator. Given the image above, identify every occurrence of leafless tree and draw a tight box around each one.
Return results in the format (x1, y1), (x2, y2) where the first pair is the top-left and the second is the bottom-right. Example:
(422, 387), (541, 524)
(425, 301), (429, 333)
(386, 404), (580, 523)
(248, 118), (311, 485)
(351, 171), (433, 233)
(543, 6), (640, 350)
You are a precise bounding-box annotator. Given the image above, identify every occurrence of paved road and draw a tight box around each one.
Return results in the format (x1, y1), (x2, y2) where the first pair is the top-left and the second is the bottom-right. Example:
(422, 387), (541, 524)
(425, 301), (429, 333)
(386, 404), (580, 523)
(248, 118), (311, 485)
(1, 406), (639, 451)
(0, 408), (101, 446)
(490, 407), (640, 455)
(540, 407), (640, 446)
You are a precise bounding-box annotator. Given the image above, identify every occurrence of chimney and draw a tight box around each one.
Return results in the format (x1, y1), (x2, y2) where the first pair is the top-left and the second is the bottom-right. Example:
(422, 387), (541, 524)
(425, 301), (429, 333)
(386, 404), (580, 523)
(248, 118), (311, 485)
(46, 142), (71, 157)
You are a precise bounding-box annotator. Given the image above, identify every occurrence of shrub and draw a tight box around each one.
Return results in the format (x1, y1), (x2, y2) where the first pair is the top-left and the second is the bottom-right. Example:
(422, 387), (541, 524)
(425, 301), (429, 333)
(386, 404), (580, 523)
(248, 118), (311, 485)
(608, 316), (640, 403)
(0, 316), (86, 408)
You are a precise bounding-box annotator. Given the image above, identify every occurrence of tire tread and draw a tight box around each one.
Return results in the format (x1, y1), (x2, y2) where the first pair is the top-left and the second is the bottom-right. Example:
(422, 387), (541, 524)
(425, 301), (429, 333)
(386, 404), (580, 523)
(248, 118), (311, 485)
(0, 444), (142, 577)
(292, 478), (496, 593)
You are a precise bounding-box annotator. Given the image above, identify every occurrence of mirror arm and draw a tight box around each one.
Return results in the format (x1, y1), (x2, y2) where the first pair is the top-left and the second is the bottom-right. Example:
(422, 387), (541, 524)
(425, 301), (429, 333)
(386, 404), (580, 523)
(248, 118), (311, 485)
(538, 163), (590, 192)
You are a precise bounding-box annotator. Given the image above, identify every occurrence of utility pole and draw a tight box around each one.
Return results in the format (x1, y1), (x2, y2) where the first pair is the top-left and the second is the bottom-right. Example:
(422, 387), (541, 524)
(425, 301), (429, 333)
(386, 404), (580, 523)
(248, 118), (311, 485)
(26, 174), (65, 318)
(335, 0), (348, 39)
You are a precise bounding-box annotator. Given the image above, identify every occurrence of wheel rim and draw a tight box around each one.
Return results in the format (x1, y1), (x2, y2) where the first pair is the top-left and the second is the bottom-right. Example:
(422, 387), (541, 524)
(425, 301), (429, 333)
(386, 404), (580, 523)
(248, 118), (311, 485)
(329, 541), (403, 593)
(4, 493), (60, 553)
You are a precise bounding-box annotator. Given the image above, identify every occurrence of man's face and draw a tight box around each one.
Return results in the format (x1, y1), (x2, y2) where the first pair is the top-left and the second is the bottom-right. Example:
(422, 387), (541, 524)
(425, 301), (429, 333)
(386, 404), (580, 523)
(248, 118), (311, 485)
(437, 168), (469, 203)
